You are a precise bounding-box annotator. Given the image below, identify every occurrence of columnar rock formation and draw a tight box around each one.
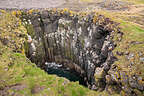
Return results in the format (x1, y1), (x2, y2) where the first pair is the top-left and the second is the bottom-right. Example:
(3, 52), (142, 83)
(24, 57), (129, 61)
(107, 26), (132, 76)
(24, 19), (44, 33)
(21, 10), (118, 90)
(19, 10), (144, 95)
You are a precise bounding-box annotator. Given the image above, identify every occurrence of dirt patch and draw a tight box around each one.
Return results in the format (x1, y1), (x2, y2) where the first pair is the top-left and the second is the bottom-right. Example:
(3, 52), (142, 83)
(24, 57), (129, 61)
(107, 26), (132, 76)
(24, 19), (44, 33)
(0, 84), (27, 96)
(31, 85), (46, 94)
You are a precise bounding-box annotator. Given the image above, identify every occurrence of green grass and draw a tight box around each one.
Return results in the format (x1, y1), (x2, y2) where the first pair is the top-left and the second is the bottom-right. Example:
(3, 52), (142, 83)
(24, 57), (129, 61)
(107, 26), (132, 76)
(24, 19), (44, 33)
(122, 0), (144, 4)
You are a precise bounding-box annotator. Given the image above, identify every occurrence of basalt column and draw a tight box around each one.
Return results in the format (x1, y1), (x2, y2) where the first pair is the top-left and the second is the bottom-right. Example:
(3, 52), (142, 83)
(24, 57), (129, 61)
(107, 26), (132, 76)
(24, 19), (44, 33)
(22, 10), (119, 90)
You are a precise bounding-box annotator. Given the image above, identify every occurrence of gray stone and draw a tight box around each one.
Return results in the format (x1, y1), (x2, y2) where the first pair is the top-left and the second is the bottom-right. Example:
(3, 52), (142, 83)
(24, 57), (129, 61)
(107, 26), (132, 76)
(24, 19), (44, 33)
(116, 51), (124, 56)
(125, 51), (129, 55)
(127, 53), (134, 60)
(94, 67), (105, 80)
(42, 18), (51, 24)
(138, 52), (143, 56)
(140, 57), (144, 62)
(128, 77), (143, 91)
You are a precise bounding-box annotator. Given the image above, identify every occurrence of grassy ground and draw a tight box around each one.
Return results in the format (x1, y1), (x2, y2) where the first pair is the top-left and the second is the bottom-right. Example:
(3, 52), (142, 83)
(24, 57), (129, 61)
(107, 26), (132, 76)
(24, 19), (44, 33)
(122, 0), (144, 4)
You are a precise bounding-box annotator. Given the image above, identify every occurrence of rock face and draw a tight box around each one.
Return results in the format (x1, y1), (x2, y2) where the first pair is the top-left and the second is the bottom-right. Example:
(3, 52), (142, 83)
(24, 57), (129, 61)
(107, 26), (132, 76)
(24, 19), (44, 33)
(21, 10), (118, 90)
(16, 9), (144, 95)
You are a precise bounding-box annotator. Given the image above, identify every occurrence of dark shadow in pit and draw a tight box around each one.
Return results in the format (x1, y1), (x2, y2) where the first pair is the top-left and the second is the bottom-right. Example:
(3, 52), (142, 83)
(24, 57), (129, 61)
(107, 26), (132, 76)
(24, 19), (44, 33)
(45, 63), (86, 85)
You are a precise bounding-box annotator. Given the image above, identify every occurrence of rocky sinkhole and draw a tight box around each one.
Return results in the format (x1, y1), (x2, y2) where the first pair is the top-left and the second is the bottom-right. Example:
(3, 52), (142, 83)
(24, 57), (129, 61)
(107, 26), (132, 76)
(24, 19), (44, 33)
(21, 9), (123, 91)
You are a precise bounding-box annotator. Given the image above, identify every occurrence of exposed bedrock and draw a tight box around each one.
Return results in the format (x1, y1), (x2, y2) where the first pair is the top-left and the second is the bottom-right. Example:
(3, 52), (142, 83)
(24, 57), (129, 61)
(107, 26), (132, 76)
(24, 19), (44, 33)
(21, 10), (120, 91)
